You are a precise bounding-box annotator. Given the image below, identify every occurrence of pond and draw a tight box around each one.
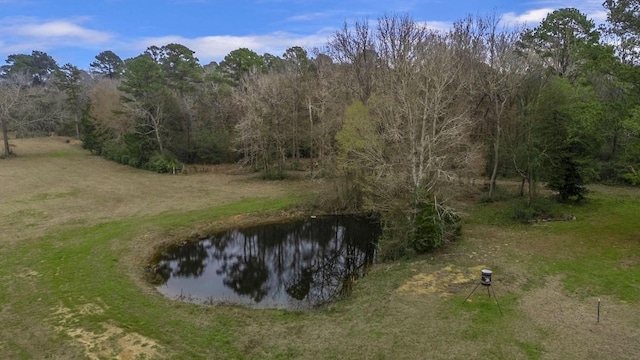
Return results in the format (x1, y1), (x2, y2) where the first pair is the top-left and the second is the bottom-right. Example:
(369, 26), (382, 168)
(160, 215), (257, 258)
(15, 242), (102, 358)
(153, 216), (381, 310)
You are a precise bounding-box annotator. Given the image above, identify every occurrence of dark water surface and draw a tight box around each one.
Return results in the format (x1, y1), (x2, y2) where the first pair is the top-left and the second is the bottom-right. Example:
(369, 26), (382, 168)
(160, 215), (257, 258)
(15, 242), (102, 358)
(154, 216), (381, 310)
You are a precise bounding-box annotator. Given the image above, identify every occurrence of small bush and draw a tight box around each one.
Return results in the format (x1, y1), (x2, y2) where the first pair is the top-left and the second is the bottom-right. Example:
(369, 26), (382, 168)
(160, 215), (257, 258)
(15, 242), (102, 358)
(620, 166), (640, 186)
(409, 201), (461, 253)
(290, 161), (305, 171)
(147, 152), (180, 173)
(511, 200), (536, 223)
(511, 196), (558, 223)
(599, 162), (629, 185)
(377, 231), (414, 261)
(377, 199), (462, 261)
(100, 139), (127, 163)
(477, 183), (516, 204)
(334, 173), (363, 212)
(191, 129), (237, 164)
(260, 168), (287, 180)
(100, 138), (181, 173)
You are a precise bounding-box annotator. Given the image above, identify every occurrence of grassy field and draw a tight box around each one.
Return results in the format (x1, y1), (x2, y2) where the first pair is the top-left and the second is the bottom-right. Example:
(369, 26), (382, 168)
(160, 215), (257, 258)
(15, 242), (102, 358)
(1, 137), (639, 359)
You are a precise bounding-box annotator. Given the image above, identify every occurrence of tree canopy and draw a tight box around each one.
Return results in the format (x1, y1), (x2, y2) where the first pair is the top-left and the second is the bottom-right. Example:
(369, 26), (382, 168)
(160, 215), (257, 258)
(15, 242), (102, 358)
(90, 50), (124, 79)
(5, 5), (640, 257)
(1, 51), (59, 85)
(518, 8), (599, 78)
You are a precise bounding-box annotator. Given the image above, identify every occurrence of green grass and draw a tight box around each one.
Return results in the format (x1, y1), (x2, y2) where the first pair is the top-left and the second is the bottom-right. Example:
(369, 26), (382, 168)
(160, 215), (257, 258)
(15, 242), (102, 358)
(27, 189), (82, 201)
(49, 150), (73, 158)
(544, 254), (640, 301)
(526, 192), (640, 302)
(21, 150), (73, 159)
(467, 187), (640, 303)
(2, 181), (640, 359)
(517, 341), (544, 360)
(1, 196), (304, 359)
(148, 195), (302, 230)
(5, 209), (51, 227)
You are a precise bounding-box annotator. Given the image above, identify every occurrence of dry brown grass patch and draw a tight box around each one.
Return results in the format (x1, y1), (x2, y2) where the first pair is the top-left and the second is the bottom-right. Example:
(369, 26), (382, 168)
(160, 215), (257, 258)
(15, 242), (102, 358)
(0, 137), (296, 247)
(51, 304), (165, 360)
(397, 264), (487, 296)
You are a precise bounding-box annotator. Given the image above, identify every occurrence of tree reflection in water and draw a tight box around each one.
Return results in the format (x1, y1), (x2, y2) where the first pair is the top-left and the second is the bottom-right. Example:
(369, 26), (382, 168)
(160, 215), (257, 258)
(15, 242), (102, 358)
(154, 216), (380, 310)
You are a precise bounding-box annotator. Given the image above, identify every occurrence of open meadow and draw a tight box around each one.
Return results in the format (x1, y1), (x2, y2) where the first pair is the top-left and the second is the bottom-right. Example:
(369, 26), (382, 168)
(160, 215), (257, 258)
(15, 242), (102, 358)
(1, 137), (639, 359)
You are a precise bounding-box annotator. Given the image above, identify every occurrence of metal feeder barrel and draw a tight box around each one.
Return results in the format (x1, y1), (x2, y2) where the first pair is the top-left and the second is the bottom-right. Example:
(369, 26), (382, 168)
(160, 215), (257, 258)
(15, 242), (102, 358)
(481, 269), (492, 286)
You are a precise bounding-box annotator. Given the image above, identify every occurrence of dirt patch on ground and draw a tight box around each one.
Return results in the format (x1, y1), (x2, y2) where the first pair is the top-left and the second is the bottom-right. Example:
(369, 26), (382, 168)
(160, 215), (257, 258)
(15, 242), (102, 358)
(520, 276), (640, 359)
(51, 303), (165, 360)
(396, 264), (487, 296)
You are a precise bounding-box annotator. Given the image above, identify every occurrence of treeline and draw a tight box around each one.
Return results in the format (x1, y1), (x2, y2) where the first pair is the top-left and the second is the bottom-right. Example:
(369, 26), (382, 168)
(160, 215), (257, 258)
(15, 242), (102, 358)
(2, 2), (640, 257)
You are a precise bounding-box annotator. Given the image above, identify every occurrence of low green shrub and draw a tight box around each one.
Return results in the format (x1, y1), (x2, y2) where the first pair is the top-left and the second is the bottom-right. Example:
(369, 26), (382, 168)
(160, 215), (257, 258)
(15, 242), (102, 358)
(478, 183), (515, 203)
(260, 168), (288, 180)
(620, 166), (640, 186)
(409, 200), (461, 253)
(511, 196), (558, 223)
(147, 152), (180, 173)
(378, 199), (462, 261)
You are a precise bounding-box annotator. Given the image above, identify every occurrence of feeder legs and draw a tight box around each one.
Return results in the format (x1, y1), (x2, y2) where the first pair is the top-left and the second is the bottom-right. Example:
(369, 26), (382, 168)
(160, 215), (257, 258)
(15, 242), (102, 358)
(463, 282), (481, 303)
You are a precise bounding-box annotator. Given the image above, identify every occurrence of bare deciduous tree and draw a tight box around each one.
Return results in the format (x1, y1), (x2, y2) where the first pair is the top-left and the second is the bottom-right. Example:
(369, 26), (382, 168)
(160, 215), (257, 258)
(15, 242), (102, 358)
(1, 75), (58, 157)
(333, 14), (480, 251)
(234, 72), (292, 173)
(87, 79), (135, 142)
(307, 51), (346, 176)
(477, 15), (527, 198)
(0, 82), (22, 157)
(328, 19), (377, 104)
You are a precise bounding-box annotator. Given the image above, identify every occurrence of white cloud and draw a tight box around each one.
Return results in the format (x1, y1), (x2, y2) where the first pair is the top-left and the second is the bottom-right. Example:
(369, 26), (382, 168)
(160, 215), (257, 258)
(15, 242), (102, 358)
(423, 21), (453, 33)
(0, 16), (113, 46)
(0, 16), (116, 66)
(531, 0), (609, 23)
(287, 12), (329, 22)
(0, 13), (335, 66)
(16, 20), (113, 43)
(589, 10), (608, 23)
(132, 31), (332, 63)
(501, 8), (554, 27)
(499, 2), (608, 28)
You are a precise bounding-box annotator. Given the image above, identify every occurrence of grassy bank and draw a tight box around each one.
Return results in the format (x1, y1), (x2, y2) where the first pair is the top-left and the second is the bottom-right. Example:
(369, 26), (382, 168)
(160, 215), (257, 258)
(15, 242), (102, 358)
(2, 198), (302, 359)
(1, 138), (639, 359)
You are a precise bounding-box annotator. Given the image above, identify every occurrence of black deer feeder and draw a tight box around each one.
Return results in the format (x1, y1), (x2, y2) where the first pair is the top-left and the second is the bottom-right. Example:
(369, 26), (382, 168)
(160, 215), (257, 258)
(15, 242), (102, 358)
(480, 269), (492, 286)
(463, 268), (502, 315)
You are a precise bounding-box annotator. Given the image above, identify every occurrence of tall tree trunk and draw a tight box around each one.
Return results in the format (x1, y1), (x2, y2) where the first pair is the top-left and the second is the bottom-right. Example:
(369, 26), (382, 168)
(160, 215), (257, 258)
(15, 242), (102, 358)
(154, 125), (164, 153)
(308, 97), (314, 177)
(611, 132), (618, 160)
(292, 103), (299, 162)
(489, 123), (500, 198)
(151, 105), (164, 153)
(75, 114), (80, 139)
(2, 119), (10, 157)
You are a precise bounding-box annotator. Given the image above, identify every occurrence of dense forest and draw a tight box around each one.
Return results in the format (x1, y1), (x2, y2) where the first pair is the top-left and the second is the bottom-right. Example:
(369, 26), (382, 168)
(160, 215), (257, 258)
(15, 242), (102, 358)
(2, 2), (640, 258)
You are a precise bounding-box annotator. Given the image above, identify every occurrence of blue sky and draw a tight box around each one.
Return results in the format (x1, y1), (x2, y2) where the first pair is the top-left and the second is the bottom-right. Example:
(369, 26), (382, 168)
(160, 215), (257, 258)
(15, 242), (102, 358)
(0, 0), (607, 70)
